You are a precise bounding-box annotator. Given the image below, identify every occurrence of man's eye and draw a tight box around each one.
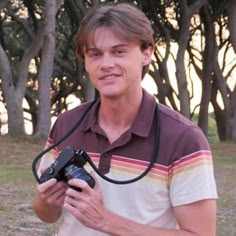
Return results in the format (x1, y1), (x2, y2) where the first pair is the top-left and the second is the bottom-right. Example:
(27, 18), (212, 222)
(91, 52), (100, 57)
(114, 50), (125, 55)
(87, 51), (100, 58)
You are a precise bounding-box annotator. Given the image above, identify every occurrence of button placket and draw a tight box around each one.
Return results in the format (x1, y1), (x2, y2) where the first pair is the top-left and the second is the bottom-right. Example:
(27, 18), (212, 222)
(98, 152), (112, 174)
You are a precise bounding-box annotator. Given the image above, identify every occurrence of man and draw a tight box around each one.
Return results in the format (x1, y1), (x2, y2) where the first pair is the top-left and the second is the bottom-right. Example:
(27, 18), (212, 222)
(33, 3), (217, 236)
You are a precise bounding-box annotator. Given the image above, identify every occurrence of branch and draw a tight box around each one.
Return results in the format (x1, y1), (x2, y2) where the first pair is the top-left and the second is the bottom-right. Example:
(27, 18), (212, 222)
(0, 44), (15, 100)
(16, 0), (63, 97)
(16, 24), (45, 97)
(189, 0), (207, 16)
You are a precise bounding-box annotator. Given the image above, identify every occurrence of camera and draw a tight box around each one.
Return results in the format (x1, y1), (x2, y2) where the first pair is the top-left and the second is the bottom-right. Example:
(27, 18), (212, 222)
(39, 146), (95, 191)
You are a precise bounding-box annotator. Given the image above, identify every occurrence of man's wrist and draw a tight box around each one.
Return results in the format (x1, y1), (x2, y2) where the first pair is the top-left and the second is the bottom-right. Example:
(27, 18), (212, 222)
(98, 209), (138, 236)
(33, 194), (62, 223)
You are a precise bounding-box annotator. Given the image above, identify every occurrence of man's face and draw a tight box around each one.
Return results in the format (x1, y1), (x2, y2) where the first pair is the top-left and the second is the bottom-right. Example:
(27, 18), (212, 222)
(84, 27), (152, 98)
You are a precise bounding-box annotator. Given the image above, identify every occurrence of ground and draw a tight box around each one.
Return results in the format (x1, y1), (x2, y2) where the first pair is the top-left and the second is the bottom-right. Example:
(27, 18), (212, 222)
(0, 135), (235, 236)
(0, 136), (58, 236)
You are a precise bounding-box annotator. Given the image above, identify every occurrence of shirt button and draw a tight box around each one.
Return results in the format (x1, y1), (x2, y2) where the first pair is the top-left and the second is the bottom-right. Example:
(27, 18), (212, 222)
(103, 153), (109, 158)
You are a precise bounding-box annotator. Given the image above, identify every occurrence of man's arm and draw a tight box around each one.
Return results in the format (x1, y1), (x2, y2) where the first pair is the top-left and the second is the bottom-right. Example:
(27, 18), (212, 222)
(32, 178), (66, 223)
(64, 178), (217, 236)
(100, 199), (216, 236)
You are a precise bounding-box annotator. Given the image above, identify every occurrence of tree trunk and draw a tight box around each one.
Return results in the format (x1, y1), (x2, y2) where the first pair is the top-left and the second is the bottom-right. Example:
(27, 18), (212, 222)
(36, 0), (58, 138)
(211, 80), (229, 141)
(77, 62), (95, 102)
(212, 61), (232, 140)
(175, 0), (191, 118)
(230, 87), (236, 141)
(175, 0), (206, 118)
(0, 2), (48, 135)
(198, 5), (216, 136)
(0, 45), (25, 135)
(227, 0), (236, 53)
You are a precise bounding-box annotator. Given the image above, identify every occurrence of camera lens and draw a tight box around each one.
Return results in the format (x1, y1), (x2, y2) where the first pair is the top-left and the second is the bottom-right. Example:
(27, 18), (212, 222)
(64, 164), (95, 191)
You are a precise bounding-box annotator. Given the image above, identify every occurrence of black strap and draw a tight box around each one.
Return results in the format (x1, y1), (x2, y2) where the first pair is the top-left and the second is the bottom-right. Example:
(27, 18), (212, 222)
(32, 101), (161, 184)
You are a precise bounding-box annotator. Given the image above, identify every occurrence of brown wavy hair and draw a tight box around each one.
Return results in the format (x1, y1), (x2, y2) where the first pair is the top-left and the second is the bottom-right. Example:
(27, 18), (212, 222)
(75, 3), (154, 78)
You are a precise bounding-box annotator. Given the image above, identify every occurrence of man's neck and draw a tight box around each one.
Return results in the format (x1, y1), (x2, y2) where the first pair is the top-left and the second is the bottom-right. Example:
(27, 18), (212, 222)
(98, 91), (143, 143)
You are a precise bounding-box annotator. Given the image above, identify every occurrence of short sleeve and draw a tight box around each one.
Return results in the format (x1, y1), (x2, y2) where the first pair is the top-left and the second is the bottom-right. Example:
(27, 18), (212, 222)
(169, 126), (218, 207)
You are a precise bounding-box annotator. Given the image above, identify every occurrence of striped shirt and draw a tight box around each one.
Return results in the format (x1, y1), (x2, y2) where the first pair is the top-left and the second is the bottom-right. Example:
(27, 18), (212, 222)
(39, 89), (217, 236)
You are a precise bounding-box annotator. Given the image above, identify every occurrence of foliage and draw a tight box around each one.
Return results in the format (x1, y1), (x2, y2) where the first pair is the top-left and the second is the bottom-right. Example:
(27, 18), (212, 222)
(0, 0), (235, 140)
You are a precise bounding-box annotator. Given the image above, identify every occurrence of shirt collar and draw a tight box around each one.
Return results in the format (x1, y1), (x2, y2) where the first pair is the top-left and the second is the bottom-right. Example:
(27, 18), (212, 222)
(80, 89), (157, 138)
(130, 89), (157, 137)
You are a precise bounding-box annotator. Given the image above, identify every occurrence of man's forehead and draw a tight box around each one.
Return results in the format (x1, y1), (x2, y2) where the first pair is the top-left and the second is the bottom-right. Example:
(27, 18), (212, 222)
(85, 27), (136, 49)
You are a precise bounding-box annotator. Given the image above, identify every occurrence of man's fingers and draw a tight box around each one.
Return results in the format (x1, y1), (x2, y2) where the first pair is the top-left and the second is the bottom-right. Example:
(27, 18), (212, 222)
(68, 179), (87, 193)
(47, 187), (66, 205)
(39, 167), (46, 174)
(89, 171), (102, 193)
(37, 178), (57, 193)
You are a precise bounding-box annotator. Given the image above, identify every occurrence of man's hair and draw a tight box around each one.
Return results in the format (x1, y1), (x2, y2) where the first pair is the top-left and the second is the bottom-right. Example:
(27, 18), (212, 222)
(75, 3), (154, 77)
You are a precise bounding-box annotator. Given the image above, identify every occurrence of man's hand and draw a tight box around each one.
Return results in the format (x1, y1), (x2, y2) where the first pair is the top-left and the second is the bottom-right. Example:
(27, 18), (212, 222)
(33, 178), (67, 223)
(37, 178), (67, 208)
(64, 172), (107, 230)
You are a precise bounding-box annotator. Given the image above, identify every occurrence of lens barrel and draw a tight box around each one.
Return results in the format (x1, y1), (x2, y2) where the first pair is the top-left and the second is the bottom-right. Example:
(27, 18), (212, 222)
(64, 164), (95, 191)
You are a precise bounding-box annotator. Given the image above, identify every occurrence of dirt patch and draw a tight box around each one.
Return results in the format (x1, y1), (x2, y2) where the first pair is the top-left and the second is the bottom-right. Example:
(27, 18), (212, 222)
(0, 135), (58, 236)
(211, 142), (236, 236)
(0, 136), (235, 235)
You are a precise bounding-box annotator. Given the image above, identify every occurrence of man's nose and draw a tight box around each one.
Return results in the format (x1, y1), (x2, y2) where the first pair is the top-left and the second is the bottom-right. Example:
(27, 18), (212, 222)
(100, 53), (114, 69)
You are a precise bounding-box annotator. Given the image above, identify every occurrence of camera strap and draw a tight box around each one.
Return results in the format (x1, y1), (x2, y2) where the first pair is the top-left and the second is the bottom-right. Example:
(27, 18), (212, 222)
(32, 100), (161, 184)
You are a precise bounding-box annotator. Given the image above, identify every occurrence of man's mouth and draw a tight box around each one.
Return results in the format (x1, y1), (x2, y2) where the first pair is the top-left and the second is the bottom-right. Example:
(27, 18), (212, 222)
(99, 74), (120, 80)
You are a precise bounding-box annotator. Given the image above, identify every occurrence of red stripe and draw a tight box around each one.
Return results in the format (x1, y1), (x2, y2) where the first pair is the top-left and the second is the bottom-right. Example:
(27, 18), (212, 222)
(169, 150), (212, 171)
(85, 151), (211, 175)
(88, 152), (169, 174)
(111, 160), (169, 176)
(112, 155), (168, 171)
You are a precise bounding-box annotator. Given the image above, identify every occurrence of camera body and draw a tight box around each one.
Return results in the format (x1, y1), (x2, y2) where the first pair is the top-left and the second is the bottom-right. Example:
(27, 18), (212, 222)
(39, 146), (95, 191)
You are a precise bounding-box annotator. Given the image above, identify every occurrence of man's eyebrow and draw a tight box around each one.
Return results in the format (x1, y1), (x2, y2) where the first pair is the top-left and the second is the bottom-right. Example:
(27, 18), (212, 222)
(85, 47), (98, 53)
(86, 43), (129, 52)
(111, 44), (129, 48)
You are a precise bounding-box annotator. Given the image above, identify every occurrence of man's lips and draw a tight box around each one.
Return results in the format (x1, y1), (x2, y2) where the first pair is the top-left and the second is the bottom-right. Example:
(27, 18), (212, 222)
(98, 74), (120, 80)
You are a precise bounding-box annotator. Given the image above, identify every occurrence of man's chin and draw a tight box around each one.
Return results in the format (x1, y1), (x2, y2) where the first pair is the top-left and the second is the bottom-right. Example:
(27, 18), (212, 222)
(100, 91), (121, 99)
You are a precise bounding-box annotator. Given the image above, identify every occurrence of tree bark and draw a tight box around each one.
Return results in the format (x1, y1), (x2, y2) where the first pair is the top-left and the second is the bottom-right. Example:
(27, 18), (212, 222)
(227, 0), (236, 53)
(230, 87), (236, 141)
(175, 0), (206, 118)
(36, 0), (59, 138)
(211, 65), (230, 140)
(0, 45), (25, 135)
(175, 0), (191, 118)
(0, 3), (46, 135)
(197, 5), (216, 136)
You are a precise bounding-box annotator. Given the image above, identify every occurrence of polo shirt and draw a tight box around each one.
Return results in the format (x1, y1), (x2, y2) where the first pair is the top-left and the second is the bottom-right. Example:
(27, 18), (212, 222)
(39, 89), (217, 236)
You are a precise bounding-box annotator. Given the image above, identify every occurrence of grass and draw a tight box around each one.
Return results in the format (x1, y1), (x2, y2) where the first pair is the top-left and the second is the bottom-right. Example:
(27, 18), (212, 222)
(212, 142), (236, 236)
(213, 143), (236, 235)
(0, 135), (58, 236)
(0, 167), (32, 183)
(0, 135), (235, 235)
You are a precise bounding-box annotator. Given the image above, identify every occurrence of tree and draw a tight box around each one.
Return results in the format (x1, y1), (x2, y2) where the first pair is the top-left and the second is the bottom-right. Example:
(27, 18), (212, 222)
(227, 0), (236, 53)
(0, 0), (32, 135)
(175, 0), (207, 118)
(36, 0), (63, 137)
(0, 0), (235, 141)
(0, 0), (63, 137)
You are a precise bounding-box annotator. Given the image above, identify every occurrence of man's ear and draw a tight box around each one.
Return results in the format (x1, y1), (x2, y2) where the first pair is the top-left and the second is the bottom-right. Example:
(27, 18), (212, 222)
(142, 47), (153, 66)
